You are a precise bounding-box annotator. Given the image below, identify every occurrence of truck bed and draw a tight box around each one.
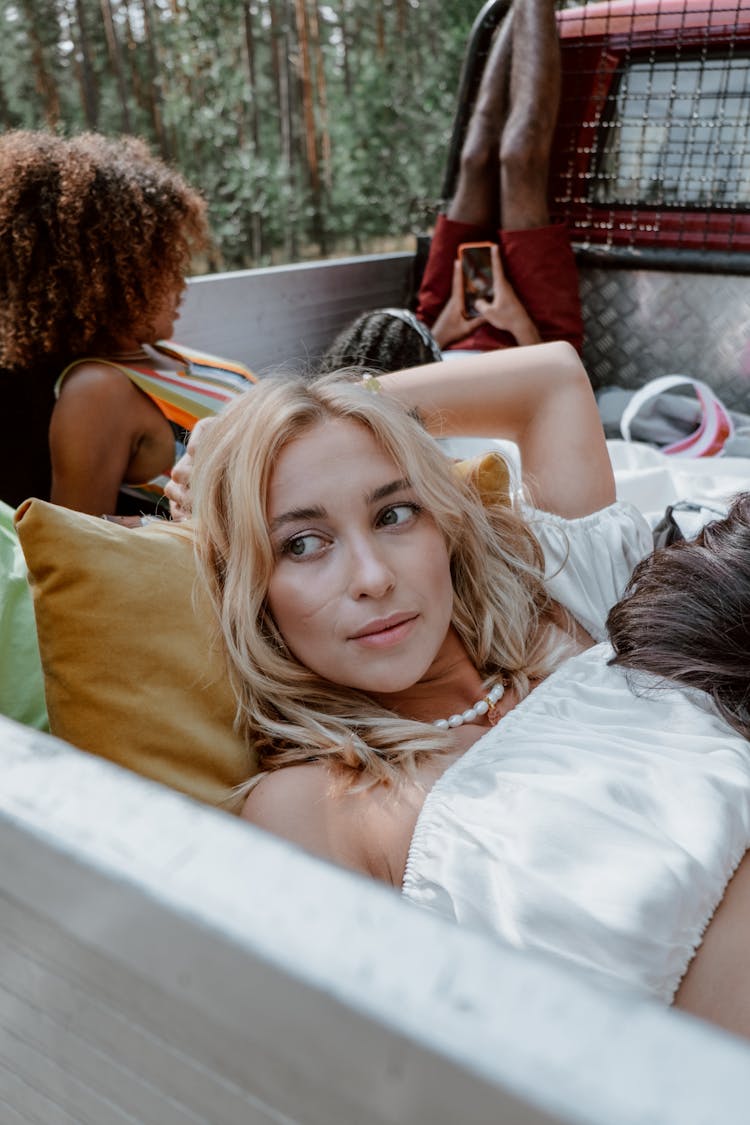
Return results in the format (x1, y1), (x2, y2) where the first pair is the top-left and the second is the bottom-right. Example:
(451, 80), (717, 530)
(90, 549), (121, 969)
(3, 2), (750, 1120)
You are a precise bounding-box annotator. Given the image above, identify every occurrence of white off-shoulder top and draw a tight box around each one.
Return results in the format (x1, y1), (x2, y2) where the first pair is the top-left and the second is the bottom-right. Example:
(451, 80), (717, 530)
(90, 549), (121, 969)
(402, 501), (750, 1002)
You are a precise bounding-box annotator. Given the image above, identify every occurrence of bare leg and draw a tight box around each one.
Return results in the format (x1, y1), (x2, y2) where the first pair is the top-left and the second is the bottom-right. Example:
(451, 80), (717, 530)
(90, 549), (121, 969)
(500, 0), (561, 230)
(447, 12), (514, 229)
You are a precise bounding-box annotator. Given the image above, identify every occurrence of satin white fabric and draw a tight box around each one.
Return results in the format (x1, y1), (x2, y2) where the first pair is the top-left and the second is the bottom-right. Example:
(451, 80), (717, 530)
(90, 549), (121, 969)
(527, 502), (653, 642)
(402, 502), (750, 1002)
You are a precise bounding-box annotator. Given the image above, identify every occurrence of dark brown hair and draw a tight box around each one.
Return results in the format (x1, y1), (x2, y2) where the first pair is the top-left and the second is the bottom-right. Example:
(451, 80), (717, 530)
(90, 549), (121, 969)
(607, 492), (750, 738)
(0, 131), (208, 369)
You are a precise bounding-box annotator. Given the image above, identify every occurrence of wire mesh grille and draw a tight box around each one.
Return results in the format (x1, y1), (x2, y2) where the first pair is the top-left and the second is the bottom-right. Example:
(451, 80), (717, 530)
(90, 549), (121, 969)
(593, 57), (750, 208)
(550, 0), (750, 251)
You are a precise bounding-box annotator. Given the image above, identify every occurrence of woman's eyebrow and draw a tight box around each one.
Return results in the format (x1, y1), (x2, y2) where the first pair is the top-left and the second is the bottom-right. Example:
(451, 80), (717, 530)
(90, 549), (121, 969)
(369, 478), (412, 504)
(270, 504), (326, 532)
(270, 479), (412, 531)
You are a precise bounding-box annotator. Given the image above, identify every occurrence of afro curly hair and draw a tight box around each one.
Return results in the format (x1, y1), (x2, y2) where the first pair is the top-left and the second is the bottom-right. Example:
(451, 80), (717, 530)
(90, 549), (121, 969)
(0, 131), (209, 371)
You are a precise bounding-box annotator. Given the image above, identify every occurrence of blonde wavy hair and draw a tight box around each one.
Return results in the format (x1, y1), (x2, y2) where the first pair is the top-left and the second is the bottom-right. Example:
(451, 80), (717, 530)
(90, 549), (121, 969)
(193, 372), (570, 789)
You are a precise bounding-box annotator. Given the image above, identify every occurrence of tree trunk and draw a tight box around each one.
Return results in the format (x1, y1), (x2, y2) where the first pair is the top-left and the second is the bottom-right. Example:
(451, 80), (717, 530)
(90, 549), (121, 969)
(122, 3), (146, 116)
(283, 0), (300, 260)
(243, 2), (264, 261)
(268, 0), (283, 131)
(295, 0), (328, 254)
(270, 0), (296, 260)
(396, 0), (407, 38)
(99, 0), (132, 131)
(141, 0), (170, 158)
(19, 0), (61, 126)
(72, 0), (100, 125)
(243, 2), (261, 153)
(0, 79), (16, 129)
(338, 0), (351, 98)
(308, 0), (331, 192)
(294, 0), (319, 193)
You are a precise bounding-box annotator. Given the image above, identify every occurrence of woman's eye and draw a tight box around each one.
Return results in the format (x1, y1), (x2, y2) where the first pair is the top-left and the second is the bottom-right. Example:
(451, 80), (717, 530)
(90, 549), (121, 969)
(282, 533), (327, 559)
(378, 502), (421, 528)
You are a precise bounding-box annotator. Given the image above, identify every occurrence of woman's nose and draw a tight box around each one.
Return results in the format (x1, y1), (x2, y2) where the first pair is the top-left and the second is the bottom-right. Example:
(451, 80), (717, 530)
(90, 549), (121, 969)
(348, 539), (396, 599)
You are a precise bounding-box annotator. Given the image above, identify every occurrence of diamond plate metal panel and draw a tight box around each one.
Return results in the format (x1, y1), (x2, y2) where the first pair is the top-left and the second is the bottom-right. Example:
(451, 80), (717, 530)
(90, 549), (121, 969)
(579, 267), (750, 411)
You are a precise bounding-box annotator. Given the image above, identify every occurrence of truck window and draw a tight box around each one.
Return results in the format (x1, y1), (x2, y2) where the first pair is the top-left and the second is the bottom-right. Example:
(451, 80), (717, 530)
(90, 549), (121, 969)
(594, 55), (750, 209)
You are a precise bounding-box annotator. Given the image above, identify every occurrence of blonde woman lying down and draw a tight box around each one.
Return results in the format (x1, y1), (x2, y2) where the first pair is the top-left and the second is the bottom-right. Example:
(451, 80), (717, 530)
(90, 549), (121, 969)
(189, 345), (750, 1040)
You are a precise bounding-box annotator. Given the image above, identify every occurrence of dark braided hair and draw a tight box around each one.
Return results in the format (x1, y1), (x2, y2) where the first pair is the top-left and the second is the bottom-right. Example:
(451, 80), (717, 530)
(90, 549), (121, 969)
(607, 492), (750, 739)
(320, 307), (442, 374)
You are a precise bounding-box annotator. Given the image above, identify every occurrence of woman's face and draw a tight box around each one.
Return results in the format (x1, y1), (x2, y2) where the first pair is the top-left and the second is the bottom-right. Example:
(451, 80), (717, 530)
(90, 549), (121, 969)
(149, 281), (185, 341)
(129, 279), (185, 344)
(266, 417), (454, 695)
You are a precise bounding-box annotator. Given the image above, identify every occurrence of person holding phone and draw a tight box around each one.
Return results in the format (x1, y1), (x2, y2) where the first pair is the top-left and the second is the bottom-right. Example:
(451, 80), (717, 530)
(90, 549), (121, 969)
(419, 0), (582, 355)
(322, 0), (582, 373)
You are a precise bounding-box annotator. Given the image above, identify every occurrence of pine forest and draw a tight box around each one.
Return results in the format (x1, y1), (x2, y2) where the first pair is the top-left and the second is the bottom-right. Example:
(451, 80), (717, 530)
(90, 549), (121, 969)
(0, 0), (479, 270)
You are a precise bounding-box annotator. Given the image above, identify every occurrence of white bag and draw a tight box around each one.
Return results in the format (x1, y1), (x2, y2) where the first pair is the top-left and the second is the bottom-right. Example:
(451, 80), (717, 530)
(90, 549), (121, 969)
(619, 374), (734, 458)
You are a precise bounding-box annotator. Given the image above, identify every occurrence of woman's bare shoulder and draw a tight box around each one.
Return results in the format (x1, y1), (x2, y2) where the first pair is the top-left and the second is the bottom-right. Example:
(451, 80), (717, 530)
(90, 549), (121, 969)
(241, 762), (369, 873)
(242, 761), (334, 834)
(241, 762), (417, 886)
(57, 359), (141, 399)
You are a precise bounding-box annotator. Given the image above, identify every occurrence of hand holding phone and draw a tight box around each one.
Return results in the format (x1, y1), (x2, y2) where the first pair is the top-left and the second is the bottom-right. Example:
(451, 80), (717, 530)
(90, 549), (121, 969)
(458, 241), (495, 319)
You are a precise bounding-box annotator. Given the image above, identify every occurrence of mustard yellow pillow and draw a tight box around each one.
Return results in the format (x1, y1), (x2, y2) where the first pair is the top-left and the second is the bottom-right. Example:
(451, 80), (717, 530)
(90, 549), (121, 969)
(15, 499), (256, 811)
(454, 450), (511, 507)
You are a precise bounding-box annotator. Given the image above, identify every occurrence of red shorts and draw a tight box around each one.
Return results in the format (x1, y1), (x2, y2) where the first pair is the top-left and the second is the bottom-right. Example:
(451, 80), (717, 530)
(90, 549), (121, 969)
(416, 215), (583, 354)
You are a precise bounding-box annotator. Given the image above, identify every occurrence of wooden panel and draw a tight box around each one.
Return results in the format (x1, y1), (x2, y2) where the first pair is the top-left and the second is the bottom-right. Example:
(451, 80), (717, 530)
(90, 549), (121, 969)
(178, 254), (413, 376)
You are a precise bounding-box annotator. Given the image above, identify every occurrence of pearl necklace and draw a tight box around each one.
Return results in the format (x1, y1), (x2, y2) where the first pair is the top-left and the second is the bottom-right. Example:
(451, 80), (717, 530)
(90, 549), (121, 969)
(434, 681), (505, 730)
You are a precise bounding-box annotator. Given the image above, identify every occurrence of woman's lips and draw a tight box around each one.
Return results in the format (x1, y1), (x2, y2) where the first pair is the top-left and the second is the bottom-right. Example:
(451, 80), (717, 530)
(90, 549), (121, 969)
(350, 613), (418, 648)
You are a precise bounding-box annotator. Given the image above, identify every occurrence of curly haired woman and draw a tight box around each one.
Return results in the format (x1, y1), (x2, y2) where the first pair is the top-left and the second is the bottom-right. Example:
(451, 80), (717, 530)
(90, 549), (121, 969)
(0, 130), (253, 515)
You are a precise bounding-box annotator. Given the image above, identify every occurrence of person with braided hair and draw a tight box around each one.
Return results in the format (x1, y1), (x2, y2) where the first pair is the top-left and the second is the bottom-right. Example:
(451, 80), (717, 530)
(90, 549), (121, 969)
(323, 307), (443, 374)
(322, 0), (582, 374)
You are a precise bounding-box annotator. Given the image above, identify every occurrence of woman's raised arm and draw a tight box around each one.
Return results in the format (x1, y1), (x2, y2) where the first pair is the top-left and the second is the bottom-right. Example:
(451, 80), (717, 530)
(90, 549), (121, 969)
(377, 342), (614, 519)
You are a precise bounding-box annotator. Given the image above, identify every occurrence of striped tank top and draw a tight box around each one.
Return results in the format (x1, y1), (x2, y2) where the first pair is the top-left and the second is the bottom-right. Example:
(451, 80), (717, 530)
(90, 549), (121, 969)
(56, 342), (255, 507)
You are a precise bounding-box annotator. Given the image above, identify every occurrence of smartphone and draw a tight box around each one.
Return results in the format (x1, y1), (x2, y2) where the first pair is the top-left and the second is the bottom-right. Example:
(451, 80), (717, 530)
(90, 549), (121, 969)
(458, 241), (495, 319)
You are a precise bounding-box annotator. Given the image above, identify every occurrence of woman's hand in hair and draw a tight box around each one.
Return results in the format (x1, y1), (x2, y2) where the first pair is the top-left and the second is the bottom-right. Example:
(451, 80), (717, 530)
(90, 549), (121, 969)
(165, 415), (217, 522)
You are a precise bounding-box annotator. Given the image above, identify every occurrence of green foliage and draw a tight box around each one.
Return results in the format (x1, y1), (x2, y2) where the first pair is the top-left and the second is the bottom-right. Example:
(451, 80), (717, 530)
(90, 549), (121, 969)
(0, 0), (477, 269)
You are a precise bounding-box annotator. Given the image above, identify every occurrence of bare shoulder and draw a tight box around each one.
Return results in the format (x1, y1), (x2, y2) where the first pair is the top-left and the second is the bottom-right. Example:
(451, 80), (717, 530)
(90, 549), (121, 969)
(57, 360), (140, 404)
(675, 848), (750, 1038)
(242, 761), (334, 833)
(241, 762), (418, 886)
(52, 357), (169, 447)
(241, 762), (363, 872)
(49, 358), (174, 514)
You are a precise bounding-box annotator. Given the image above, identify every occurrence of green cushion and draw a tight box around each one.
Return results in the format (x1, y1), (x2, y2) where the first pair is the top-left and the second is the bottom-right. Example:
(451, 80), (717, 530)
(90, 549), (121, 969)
(0, 500), (47, 730)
